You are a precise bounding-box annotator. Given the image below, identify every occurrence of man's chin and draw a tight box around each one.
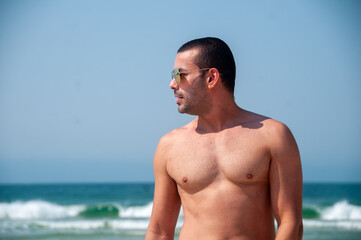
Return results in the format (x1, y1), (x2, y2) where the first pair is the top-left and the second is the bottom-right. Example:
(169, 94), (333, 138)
(177, 107), (186, 114)
(177, 106), (198, 116)
(177, 105), (188, 114)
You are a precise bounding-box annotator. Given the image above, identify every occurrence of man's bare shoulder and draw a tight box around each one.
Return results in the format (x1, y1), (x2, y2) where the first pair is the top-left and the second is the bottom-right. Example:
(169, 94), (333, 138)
(239, 110), (295, 147)
(161, 119), (196, 140)
(241, 110), (290, 133)
(252, 114), (299, 161)
(261, 118), (294, 142)
(157, 119), (197, 150)
(261, 118), (291, 134)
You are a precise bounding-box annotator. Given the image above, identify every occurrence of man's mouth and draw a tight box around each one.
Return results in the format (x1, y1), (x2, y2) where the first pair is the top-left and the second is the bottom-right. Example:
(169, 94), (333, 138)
(175, 97), (183, 104)
(174, 94), (183, 103)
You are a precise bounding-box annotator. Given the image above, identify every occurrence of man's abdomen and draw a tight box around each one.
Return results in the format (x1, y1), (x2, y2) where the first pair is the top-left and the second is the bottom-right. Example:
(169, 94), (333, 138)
(178, 181), (275, 240)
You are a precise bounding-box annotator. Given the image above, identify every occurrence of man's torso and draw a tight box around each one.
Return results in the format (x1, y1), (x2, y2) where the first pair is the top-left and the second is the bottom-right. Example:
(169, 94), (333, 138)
(165, 115), (277, 240)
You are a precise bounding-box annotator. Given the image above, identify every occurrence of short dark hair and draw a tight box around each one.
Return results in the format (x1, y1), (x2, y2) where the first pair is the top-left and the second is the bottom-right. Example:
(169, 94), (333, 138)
(178, 37), (236, 93)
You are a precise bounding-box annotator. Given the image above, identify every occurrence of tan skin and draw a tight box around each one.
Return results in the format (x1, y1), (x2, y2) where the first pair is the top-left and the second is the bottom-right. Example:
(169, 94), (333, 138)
(146, 49), (303, 240)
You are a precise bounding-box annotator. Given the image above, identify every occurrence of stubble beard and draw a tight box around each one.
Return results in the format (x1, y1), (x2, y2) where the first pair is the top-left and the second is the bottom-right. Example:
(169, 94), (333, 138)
(177, 83), (211, 116)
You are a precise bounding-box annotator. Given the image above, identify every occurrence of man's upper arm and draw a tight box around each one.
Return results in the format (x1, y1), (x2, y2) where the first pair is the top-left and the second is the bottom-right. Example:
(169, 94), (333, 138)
(268, 122), (303, 238)
(146, 135), (181, 240)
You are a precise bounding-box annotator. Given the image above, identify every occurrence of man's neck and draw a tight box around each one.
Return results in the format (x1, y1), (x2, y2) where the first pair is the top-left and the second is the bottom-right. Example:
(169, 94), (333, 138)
(195, 98), (244, 133)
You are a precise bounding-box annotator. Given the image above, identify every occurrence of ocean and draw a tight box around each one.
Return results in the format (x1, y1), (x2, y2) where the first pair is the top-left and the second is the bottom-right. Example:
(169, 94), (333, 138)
(0, 183), (360, 240)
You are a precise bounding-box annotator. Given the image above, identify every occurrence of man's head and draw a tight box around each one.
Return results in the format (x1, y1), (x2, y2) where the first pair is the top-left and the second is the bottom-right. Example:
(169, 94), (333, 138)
(171, 49), (212, 115)
(170, 37), (236, 116)
(177, 37), (236, 93)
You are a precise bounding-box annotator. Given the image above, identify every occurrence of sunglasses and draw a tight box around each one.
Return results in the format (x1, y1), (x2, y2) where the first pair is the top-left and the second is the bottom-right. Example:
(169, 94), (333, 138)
(172, 68), (211, 84)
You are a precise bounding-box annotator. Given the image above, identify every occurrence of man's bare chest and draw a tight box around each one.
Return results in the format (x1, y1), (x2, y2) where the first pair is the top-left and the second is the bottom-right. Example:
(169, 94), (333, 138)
(166, 132), (271, 192)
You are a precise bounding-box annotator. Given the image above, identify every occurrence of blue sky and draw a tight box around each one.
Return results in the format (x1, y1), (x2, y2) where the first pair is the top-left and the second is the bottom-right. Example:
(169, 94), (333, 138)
(0, 0), (360, 183)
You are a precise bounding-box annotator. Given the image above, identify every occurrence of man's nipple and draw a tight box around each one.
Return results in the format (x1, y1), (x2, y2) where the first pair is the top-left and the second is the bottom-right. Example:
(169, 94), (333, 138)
(247, 173), (253, 179)
(182, 177), (188, 183)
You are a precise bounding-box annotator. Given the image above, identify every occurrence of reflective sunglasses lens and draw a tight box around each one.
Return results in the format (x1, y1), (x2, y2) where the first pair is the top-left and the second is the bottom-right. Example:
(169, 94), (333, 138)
(172, 69), (180, 84)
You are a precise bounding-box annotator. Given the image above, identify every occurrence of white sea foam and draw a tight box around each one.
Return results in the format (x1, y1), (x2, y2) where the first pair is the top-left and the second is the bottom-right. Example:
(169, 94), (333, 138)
(0, 200), (186, 220)
(6, 218), (360, 232)
(109, 219), (150, 229)
(34, 218), (183, 230)
(321, 200), (361, 220)
(302, 201), (361, 230)
(303, 219), (361, 230)
(118, 202), (184, 218)
(35, 220), (105, 230)
(0, 200), (85, 220)
(118, 202), (153, 218)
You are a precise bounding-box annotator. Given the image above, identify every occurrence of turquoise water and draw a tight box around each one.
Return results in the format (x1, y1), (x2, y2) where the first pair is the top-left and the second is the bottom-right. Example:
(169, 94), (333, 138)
(1, 183), (361, 239)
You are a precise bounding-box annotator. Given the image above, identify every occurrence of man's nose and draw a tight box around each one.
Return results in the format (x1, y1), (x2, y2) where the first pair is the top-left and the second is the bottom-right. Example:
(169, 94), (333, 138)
(169, 79), (179, 90)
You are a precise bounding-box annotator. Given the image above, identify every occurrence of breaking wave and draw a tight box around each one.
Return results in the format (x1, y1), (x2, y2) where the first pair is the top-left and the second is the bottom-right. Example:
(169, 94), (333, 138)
(1, 199), (360, 231)
(302, 200), (361, 230)
(0, 200), (154, 220)
(321, 200), (361, 220)
(0, 200), (84, 219)
(303, 200), (361, 220)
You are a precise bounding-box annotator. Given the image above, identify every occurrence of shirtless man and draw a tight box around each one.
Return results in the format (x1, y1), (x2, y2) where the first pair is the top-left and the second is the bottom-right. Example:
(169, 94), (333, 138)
(145, 37), (303, 240)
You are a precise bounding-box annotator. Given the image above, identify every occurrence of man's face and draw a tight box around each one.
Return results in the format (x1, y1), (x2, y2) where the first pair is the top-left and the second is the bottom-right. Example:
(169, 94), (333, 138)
(170, 49), (211, 115)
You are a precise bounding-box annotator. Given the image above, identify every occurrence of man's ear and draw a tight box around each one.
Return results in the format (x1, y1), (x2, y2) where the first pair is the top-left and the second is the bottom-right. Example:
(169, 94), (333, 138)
(207, 68), (220, 89)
